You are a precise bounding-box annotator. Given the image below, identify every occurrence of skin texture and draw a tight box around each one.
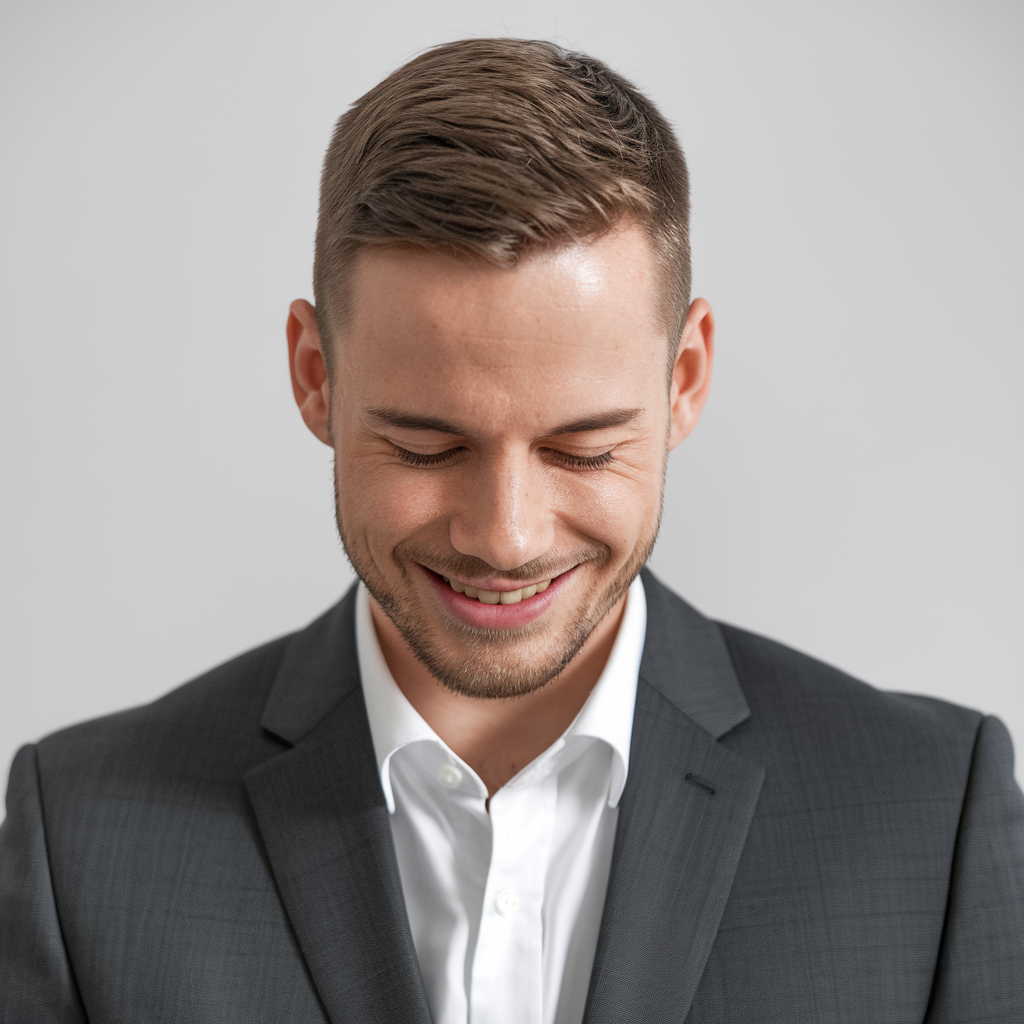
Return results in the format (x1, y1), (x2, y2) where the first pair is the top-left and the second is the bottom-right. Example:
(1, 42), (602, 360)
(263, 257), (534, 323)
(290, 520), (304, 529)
(288, 221), (714, 794)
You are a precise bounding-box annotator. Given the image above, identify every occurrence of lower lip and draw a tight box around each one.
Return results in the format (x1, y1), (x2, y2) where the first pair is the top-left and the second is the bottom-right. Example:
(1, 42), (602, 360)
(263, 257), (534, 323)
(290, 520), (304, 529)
(421, 564), (576, 630)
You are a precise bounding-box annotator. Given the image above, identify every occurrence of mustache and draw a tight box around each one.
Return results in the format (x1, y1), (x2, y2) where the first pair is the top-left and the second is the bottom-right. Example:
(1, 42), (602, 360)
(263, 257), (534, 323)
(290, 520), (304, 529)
(398, 542), (610, 585)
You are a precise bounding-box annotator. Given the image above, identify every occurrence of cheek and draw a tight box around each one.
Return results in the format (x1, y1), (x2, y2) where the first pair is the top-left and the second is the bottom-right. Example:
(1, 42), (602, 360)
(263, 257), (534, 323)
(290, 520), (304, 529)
(553, 461), (663, 555)
(336, 455), (450, 544)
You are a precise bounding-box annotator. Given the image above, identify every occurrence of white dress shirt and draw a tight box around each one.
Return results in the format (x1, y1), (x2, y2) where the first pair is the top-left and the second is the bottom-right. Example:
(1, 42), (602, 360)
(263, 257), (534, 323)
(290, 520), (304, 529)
(356, 576), (647, 1024)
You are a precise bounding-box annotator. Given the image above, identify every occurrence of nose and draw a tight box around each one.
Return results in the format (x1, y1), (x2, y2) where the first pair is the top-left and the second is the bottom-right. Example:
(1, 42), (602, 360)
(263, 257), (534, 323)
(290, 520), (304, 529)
(448, 450), (554, 572)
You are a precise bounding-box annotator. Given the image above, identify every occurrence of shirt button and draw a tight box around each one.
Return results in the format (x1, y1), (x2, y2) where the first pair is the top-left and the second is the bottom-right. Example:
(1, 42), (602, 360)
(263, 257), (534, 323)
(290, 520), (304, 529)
(437, 763), (464, 787)
(494, 889), (519, 917)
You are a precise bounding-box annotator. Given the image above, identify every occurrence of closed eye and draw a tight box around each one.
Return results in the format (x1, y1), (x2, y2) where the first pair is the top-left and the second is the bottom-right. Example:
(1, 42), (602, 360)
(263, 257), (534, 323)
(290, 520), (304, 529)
(546, 449), (614, 470)
(393, 444), (465, 467)
(392, 444), (614, 470)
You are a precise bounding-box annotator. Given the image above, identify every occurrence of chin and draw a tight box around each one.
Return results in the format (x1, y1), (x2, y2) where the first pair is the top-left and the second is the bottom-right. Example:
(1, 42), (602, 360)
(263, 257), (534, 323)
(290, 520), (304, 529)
(406, 616), (595, 700)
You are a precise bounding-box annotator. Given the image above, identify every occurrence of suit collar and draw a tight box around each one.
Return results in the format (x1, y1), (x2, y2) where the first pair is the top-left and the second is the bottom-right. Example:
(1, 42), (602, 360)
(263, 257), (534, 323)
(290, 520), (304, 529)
(638, 566), (751, 739)
(260, 583), (361, 745)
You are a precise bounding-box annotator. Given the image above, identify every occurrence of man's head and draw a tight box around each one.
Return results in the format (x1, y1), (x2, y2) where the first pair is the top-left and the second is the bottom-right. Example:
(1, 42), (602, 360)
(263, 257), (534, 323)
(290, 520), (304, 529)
(288, 39), (714, 700)
(312, 37), (692, 378)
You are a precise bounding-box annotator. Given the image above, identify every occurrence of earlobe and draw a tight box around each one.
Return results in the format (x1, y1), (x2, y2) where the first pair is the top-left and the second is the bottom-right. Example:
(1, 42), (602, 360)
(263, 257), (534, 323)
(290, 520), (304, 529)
(287, 299), (333, 447)
(667, 298), (715, 451)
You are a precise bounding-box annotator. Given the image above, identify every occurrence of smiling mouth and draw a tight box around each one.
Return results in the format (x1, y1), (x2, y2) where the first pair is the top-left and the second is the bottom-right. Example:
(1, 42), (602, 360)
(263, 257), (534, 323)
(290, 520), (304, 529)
(441, 575), (551, 605)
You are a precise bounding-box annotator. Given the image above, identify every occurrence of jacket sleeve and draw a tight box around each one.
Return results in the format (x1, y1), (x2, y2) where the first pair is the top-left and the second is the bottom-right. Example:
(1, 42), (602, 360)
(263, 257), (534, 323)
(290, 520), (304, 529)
(925, 715), (1024, 1022)
(0, 744), (88, 1024)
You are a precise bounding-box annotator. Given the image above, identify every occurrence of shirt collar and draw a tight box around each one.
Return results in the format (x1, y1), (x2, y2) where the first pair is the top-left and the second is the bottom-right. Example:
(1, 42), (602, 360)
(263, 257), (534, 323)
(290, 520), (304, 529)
(562, 575), (645, 806)
(356, 575), (647, 813)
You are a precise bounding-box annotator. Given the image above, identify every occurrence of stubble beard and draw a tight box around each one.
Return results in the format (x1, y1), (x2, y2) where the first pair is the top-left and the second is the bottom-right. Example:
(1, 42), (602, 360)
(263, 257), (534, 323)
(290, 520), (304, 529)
(334, 466), (662, 700)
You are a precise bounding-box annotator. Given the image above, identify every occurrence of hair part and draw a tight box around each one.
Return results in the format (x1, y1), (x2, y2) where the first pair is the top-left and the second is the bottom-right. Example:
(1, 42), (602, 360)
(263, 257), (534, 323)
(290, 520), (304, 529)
(313, 38), (691, 379)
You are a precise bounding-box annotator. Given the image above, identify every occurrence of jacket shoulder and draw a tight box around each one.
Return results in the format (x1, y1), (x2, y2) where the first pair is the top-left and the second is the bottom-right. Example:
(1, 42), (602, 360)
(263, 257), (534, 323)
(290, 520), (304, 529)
(717, 620), (982, 735)
(714, 620), (987, 800)
(35, 631), (296, 790)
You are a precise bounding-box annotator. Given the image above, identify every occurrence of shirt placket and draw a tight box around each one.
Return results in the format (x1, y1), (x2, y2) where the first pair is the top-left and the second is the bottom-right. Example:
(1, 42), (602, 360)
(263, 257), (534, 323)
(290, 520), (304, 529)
(468, 769), (558, 1024)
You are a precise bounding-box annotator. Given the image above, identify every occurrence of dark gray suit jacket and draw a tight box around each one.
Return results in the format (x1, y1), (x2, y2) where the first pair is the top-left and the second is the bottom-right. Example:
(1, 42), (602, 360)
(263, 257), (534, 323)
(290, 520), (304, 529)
(2, 570), (1022, 1022)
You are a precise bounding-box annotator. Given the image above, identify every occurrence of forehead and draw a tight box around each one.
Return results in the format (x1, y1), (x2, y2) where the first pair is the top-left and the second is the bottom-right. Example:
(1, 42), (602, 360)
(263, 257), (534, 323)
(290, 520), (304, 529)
(337, 223), (667, 411)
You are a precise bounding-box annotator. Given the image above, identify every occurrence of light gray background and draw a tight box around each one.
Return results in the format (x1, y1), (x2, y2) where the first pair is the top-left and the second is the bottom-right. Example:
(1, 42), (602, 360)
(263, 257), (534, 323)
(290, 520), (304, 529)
(2, 0), (1021, 796)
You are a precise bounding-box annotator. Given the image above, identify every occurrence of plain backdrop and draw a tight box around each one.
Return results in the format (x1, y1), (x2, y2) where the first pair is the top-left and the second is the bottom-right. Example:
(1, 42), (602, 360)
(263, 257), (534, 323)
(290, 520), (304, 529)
(2, 0), (1022, 800)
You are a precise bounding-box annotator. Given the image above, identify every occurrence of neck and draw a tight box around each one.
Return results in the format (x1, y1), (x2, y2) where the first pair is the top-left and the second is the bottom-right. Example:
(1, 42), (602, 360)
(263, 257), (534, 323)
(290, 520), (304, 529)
(370, 594), (627, 796)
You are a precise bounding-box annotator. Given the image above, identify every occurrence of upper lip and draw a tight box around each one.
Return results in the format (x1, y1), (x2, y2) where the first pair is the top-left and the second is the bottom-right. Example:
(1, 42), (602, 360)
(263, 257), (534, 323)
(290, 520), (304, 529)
(426, 566), (567, 592)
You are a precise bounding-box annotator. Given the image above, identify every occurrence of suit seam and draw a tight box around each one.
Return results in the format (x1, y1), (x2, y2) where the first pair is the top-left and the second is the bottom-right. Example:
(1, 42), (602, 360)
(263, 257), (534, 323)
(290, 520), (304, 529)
(920, 712), (986, 1021)
(29, 743), (90, 1019)
(712, 622), (750, 709)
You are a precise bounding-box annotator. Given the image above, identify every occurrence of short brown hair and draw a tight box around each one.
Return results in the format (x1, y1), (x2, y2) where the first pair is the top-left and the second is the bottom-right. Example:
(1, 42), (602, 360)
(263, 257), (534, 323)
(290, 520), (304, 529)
(313, 38), (691, 368)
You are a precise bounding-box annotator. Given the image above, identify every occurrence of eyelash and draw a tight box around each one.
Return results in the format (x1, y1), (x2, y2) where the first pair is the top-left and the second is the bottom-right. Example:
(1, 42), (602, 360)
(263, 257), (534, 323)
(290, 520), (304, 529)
(394, 447), (464, 467)
(554, 450), (614, 470)
(392, 446), (614, 470)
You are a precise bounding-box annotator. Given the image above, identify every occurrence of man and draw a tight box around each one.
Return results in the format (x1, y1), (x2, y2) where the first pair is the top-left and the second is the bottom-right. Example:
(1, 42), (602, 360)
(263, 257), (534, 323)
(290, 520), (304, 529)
(1, 36), (1021, 1024)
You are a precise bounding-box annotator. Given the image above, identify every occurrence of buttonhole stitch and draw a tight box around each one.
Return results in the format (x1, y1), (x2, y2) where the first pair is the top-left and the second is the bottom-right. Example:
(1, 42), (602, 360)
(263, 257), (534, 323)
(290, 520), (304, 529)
(685, 772), (716, 796)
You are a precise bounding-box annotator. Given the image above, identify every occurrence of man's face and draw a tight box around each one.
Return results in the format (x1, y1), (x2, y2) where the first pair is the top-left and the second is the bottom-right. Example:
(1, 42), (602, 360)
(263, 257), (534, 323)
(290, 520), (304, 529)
(324, 223), (687, 698)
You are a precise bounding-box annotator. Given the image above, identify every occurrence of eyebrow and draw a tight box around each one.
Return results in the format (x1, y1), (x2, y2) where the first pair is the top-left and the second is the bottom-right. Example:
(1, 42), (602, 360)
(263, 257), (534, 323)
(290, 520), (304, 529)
(366, 407), (643, 437)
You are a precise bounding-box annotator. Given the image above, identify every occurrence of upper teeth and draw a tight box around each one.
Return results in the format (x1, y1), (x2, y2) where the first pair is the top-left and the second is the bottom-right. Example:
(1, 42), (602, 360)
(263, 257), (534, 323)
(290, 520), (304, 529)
(443, 577), (550, 604)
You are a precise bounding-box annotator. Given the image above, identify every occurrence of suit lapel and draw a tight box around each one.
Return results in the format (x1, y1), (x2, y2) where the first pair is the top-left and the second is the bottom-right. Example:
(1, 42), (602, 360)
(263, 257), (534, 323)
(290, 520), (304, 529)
(244, 588), (432, 1024)
(583, 572), (765, 1022)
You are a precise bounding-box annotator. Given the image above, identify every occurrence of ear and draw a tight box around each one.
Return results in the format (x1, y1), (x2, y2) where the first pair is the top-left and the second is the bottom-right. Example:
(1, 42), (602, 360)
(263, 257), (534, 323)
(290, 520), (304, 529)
(668, 298), (715, 451)
(287, 299), (333, 447)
